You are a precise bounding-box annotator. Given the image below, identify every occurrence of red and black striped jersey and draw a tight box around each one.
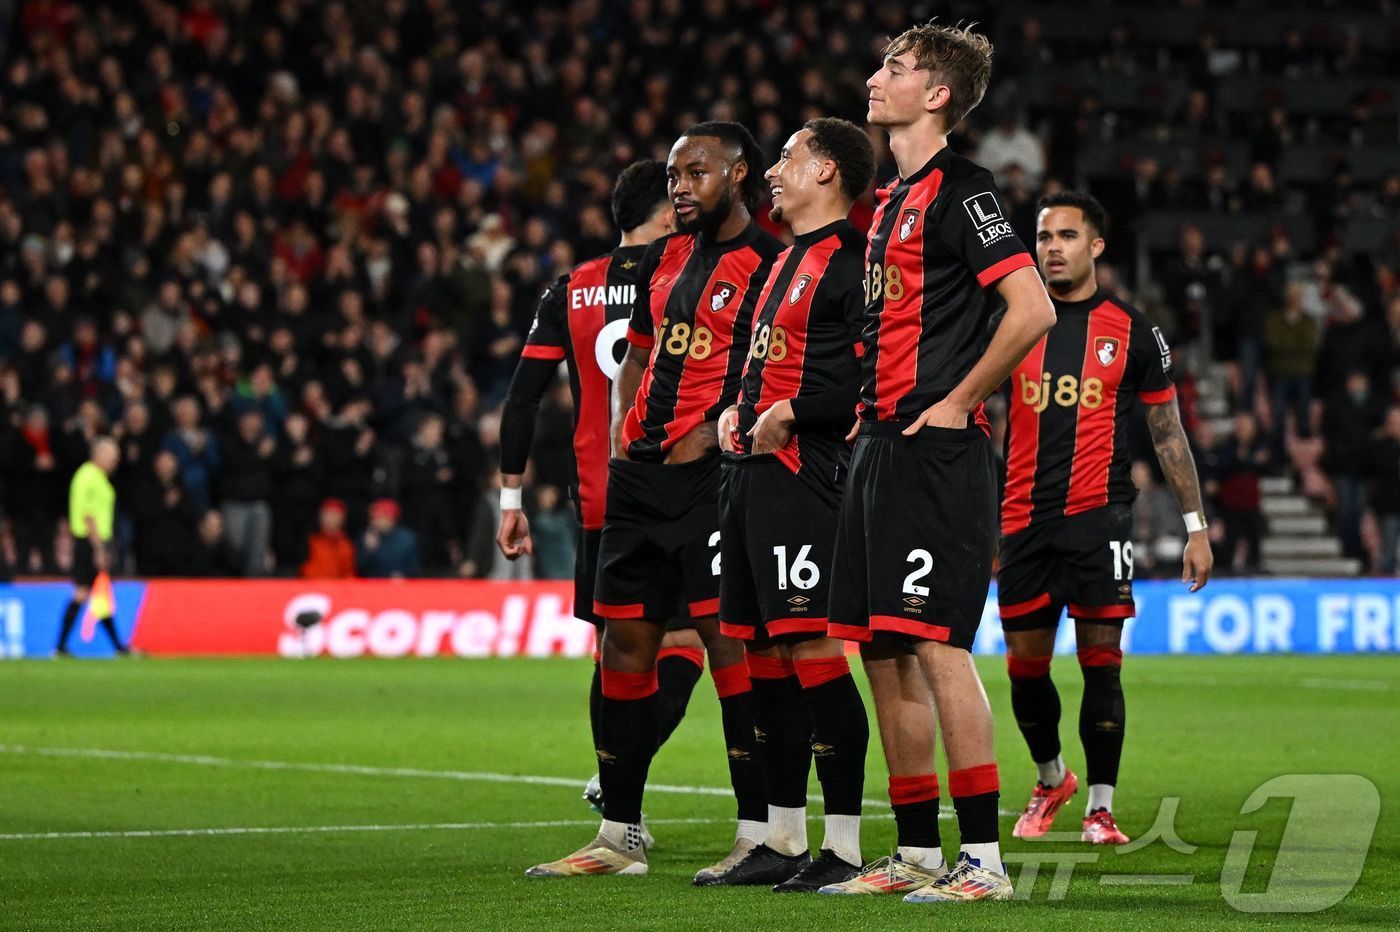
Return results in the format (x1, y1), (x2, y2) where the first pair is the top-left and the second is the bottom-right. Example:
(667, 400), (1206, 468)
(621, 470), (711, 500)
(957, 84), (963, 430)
(514, 244), (647, 529)
(1000, 291), (1176, 536)
(734, 219), (864, 491)
(622, 224), (784, 462)
(859, 147), (1035, 424)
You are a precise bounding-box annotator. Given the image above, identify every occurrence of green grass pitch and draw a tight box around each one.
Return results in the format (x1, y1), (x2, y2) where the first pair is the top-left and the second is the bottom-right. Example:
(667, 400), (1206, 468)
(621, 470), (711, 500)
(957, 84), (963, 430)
(1, 655), (1395, 930)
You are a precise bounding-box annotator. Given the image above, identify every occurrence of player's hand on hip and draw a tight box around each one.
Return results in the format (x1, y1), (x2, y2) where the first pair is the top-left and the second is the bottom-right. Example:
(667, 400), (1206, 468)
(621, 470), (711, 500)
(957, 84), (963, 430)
(496, 509), (533, 560)
(747, 399), (794, 455)
(845, 419), (860, 443)
(1182, 531), (1213, 592)
(717, 405), (740, 454)
(902, 397), (969, 435)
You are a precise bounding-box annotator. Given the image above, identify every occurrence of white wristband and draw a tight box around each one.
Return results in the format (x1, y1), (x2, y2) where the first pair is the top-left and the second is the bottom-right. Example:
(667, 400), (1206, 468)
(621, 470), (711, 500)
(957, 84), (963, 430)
(1183, 511), (1207, 533)
(500, 487), (523, 511)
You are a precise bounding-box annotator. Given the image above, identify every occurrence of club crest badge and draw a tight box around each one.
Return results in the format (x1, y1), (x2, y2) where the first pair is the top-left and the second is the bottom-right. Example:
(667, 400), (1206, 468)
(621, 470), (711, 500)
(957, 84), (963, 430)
(788, 273), (812, 305)
(1095, 337), (1119, 366)
(710, 281), (737, 311)
(898, 208), (920, 242)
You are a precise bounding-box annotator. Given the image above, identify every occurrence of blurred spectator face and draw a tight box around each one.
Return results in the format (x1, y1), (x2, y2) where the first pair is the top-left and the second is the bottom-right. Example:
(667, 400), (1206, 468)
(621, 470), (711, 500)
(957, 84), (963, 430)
(1130, 461), (1153, 490)
(1037, 205), (1103, 293)
(238, 411), (264, 442)
(154, 450), (179, 483)
(285, 412), (308, 443)
(369, 499), (399, 531)
(0, 280), (19, 305)
(1284, 282), (1304, 313)
(93, 439), (120, 473)
(1234, 413), (1257, 443)
(1346, 373), (1370, 403)
(25, 406), (48, 433)
(417, 415), (444, 449)
(667, 135), (743, 237)
(250, 364), (275, 396)
(125, 403), (149, 434)
(1385, 407), (1400, 440)
(320, 499), (347, 533)
(1179, 224), (1204, 259)
(174, 397), (201, 430)
(20, 320), (45, 352)
(200, 511), (224, 545)
(74, 319), (98, 348)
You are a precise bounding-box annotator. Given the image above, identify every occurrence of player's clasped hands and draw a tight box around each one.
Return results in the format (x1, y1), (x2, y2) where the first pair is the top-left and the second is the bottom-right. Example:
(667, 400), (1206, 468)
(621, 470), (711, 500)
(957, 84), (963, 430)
(747, 399), (795, 454)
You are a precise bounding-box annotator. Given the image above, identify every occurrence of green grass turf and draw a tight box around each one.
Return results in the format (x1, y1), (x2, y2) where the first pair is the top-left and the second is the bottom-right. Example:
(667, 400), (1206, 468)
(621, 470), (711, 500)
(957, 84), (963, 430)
(0, 655), (1396, 930)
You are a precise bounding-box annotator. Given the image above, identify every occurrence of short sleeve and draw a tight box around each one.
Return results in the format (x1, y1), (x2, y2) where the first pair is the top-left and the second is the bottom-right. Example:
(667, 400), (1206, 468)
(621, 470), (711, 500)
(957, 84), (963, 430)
(627, 241), (665, 349)
(520, 274), (569, 361)
(1132, 317), (1176, 404)
(825, 249), (867, 356)
(938, 171), (1035, 288)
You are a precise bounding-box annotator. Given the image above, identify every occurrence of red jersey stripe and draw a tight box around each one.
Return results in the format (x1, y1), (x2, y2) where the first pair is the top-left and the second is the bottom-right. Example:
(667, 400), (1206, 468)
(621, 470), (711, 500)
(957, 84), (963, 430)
(975, 252), (1036, 288)
(519, 344), (565, 361)
(873, 170), (941, 420)
(1065, 304), (1133, 516)
(563, 254), (615, 530)
(1001, 337), (1047, 535)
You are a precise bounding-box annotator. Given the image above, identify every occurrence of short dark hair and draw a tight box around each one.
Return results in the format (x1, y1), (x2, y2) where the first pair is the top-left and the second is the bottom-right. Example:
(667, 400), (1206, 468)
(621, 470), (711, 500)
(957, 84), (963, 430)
(611, 160), (668, 233)
(1037, 190), (1109, 238)
(682, 120), (766, 213)
(803, 117), (876, 203)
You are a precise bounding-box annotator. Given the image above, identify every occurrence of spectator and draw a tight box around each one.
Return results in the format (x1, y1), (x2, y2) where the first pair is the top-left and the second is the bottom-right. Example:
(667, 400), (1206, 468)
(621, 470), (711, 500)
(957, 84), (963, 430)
(9, 405), (62, 574)
(186, 510), (241, 578)
(976, 112), (1046, 189)
(357, 498), (420, 579)
(300, 499), (357, 580)
(1130, 461), (1183, 579)
(398, 413), (458, 575)
(162, 396), (220, 513)
(1215, 413), (1270, 573)
(129, 450), (202, 576)
(1322, 372), (1384, 562)
(528, 485), (578, 581)
(271, 411), (324, 572)
(1366, 407), (1400, 575)
(219, 409), (275, 577)
(1264, 282), (1320, 465)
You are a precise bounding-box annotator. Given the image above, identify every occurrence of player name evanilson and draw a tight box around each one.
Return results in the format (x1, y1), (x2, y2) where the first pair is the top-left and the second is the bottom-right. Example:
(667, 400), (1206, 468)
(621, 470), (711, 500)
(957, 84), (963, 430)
(571, 285), (636, 309)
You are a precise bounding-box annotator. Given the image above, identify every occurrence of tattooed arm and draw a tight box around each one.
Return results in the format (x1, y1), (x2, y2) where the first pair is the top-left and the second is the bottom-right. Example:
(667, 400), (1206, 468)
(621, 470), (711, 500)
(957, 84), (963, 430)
(1146, 400), (1213, 591)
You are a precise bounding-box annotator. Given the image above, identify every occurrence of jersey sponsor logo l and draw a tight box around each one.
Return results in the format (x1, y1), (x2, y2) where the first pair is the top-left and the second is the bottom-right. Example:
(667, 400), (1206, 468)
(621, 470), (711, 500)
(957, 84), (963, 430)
(1152, 326), (1172, 371)
(1095, 337), (1119, 366)
(788, 273), (812, 305)
(898, 208), (920, 242)
(963, 192), (1004, 230)
(710, 280), (737, 311)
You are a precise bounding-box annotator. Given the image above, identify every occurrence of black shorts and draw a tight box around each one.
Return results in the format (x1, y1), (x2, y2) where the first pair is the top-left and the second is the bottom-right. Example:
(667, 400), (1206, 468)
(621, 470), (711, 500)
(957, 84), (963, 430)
(718, 453), (839, 642)
(828, 422), (996, 651)
(72, 537), (98, 588)
(594, 454), (722, 623)
(576, 527), (695, 632)
(998, 504), (1137, 632)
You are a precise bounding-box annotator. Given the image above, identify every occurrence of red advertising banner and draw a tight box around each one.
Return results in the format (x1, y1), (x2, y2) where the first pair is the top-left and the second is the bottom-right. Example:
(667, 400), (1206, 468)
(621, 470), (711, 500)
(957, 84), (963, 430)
(131, 580), (594, 658)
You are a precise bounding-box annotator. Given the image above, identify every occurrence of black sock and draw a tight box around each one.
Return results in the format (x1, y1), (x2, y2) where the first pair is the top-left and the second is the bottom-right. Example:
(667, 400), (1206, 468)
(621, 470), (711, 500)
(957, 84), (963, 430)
(949, 764), (1001, 845)
(655, 649), (703, 748)
(1008, 655), (1061, 770)
(597, 668), (659, 826)
(99, 617), (125, 652)
(1078, 650), (1126, 787)
(796, 657), (868, 816)
(888, 775), (940, 848)
(712, 661), (765, 823)
(588, 662), (602, 750)
(748, 659), (811, 810)
(57, 600), (81, 652)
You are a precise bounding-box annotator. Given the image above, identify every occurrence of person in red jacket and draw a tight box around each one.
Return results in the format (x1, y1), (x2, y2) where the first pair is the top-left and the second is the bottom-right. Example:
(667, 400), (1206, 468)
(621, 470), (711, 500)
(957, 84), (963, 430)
(299, 498), (356, 579)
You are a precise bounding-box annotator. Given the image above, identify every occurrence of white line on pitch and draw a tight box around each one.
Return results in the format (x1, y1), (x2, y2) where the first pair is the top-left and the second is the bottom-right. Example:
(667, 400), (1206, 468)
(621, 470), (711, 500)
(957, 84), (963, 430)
(0, 817), (726, 841)
(0, 744), (891, 809)
(0, 745), (1015, 817)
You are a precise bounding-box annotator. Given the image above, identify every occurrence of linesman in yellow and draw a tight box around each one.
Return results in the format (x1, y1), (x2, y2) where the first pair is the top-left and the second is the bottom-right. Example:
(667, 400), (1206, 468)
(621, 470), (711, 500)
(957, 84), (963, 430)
(57, 436), (129, 656)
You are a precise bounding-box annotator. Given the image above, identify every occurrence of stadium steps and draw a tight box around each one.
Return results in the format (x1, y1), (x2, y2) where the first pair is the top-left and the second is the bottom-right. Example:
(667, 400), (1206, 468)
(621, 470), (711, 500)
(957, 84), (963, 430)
(1257, 475), (1357, 577)
(1260, 557), (1363, 576)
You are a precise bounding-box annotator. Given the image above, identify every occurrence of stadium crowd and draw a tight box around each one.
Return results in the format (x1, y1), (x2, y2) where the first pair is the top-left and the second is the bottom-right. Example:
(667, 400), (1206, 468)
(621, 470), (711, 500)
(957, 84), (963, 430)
(0, 0), (1396, 580)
